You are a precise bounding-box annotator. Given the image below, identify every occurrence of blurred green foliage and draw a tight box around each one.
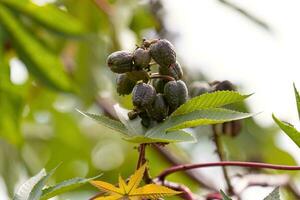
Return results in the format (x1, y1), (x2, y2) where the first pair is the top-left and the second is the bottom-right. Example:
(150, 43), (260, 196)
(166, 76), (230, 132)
(0, 0), (298, 199)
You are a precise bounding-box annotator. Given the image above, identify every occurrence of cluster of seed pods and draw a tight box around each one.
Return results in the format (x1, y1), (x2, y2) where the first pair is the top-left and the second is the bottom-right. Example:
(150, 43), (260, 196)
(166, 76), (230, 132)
(106, 39), (188, 128)
(189, 80), (242, 137)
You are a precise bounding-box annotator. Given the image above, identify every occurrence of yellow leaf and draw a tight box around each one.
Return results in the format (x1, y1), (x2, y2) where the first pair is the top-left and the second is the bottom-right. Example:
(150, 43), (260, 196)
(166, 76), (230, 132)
(131, 184), (181, 199)
(127, 163), (147, 192)
(90, 180), (122, 195)
(118, 175), (129, 193)
(90, 163), (180, 200)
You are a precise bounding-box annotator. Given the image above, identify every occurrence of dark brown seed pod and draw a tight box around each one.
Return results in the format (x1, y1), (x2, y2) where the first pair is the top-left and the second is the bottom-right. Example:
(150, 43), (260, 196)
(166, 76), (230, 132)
(139, 111), (152, 128)
(116, 74), (136, 95)
(211, 80), (236, 91)
(132, 83), (156, 108)
(222, 121), (242, 137)
(147, 94), (169, 122)
(152, 78), (168, 93)
(158, 61), (183, 80)
(149, 39), (176, 67)
(107, 51), (133, 73)
(128, 110), (139, 120)
(164, 80), (188, 112)
(133, 48), (151, 69)
(189, 81), (211, 98)
(126, 70), (149, 83)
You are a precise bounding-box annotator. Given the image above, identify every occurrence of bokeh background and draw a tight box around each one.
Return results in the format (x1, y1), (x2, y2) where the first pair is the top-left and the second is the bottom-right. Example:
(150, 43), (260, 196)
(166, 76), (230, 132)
(0, 0), (300, 199)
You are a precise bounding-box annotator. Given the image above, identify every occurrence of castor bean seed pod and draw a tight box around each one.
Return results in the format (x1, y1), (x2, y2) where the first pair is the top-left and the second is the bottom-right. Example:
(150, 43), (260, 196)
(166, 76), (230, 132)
(107, 51), (133, 73)
(139, 111), (152, 128)
(152, 78), (168, 93)
(128, 110), (139, 120)
(189, 81), (211, 98)
(133, 48), (151, 69)
(147, 94), (169, 122)
(116, 74), (136, 95)
(222, 121), (242, 137)
(149, 39), (176, 67)
(132, 83), (156, 108)
(126, 70), (149, 83)
(164, 80), (188, 112)
(211, 80), (236, 91)
(158, 61), (183, 80)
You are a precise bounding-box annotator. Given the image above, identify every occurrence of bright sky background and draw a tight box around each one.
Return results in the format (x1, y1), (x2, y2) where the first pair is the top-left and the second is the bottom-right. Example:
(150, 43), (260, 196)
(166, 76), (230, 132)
(163, 0), (300, 199)
(163, 0), (300, 127)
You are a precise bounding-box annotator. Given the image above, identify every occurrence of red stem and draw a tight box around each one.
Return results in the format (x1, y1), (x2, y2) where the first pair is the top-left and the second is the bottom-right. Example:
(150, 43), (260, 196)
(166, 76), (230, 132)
(157, 161), (300, 181)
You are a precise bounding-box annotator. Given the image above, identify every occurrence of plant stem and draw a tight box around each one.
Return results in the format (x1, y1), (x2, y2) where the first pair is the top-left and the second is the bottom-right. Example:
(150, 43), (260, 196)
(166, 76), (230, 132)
(157, 161), (300, 181)
(136, 144), (152, 183)
(158, 180), (194, 200)
(150, 74), (175, 81)
(212, 125), (234, 195)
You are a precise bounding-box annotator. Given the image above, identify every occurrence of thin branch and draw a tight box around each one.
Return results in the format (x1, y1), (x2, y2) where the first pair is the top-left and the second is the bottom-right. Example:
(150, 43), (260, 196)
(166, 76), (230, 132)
(157, 161), (300, 181)
(152, 144), (218, 191)
(150, 74), (175, 81)
(212, 125), (234, 195)
(155, 180), (195, 200)
(217, 0), (272, 32)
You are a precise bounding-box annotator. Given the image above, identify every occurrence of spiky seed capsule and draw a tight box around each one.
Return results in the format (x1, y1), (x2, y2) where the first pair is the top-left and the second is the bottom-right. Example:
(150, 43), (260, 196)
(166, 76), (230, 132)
(149, 39), (176, 67)
(126, 70), (149, 83)
(147, 94), (169, 122)
(132, 83), (156, 108)
(189, 81), (211, 98)
(159, 61), (183, 80)
(116, 74), (136, 95)
(107, 51), (133, 73)
(152, 78), (168, 93)
(164, 80), (188, 113)
(133, 48), (151, 69)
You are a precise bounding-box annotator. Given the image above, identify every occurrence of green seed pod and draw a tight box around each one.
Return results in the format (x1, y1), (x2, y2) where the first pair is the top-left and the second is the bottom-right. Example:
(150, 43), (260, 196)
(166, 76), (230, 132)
(133, 48), (151, 69)
(164, 80), (188, 112)
(107, 51), (133, 73)
(149, 39), (176, 67)
(159, 61), (183, 80)
(152, 78), (168, 93)
(116, 74), (136, 95)
(189, 81), (211, 98)
(132, 83), (156, 108)
(147, 94), (169, 122)
(126, 70), (149, 83)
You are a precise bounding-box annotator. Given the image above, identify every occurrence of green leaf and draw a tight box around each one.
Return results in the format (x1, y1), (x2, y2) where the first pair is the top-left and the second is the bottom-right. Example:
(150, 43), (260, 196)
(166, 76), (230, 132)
(28, 166), (59, 200)
(220, 190), (232, 200)
(125, 130), (195, 143)
(13, 166), (58, 200)
(41, 174), (102, 200)
(0, 5), (71, 91)
(114, 104), (145, 136)
(13, 169), (47, 200)
(76, 110), (131, 137)
(0, 0), (86, 36)
(272, 114), (300, 148)
(293, 83), (300, 121)
(263, 187), (280, 200)
(77, 110), (195, 143)
(172, 91), (251, 116)
(147, 108), (254, 134)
